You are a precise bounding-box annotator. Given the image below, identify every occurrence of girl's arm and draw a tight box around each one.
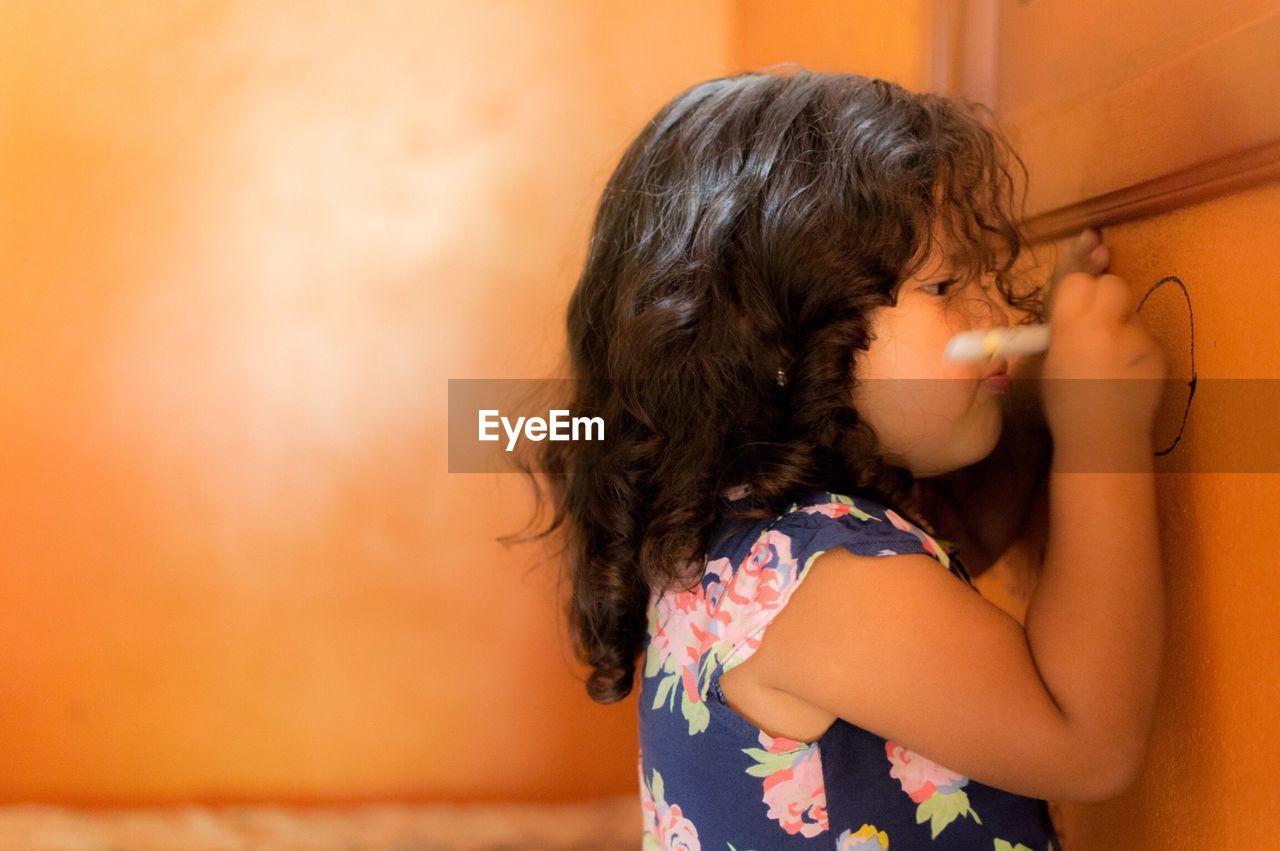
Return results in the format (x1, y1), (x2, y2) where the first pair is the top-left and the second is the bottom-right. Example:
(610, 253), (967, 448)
(748, 430), (1158, 800)
(1025, 425), (1164, 791)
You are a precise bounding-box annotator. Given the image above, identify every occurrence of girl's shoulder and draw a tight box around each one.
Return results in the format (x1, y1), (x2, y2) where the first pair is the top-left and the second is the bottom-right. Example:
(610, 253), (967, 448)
(718, 487), (968, 583)
(782, 490), (950, 562)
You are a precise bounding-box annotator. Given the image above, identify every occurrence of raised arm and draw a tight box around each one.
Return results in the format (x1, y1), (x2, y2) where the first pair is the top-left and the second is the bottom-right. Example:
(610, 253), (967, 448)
(744, 272), (1167, 802)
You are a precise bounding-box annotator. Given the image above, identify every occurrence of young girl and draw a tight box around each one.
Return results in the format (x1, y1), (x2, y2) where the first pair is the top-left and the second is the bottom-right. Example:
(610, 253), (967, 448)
(509, 68), (1166, 850)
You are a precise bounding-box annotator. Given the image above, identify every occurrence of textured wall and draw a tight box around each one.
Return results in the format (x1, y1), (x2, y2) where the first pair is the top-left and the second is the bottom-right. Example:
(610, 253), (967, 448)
(735, 4), (1280, 848)
(1041, 184), (1280, 849)
(12, 6), (1266, 845)
(0, 0), (732, 804)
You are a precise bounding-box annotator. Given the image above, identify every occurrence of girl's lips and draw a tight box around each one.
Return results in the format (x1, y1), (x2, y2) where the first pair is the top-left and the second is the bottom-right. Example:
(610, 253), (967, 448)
(980, 358), (1010, 380)
(980, 373), (1012, 392)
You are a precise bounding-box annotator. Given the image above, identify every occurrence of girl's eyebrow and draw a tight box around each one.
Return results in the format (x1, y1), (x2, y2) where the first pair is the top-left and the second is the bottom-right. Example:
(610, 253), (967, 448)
(932, 255), (964, 276)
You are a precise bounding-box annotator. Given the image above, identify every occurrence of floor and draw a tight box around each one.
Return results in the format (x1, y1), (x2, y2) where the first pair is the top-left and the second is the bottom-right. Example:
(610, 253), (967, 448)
(0, 794), (639, 851)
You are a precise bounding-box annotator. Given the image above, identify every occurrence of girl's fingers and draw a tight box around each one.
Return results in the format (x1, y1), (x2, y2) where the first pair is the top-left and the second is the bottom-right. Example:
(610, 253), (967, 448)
(1090, 274), (1133, 324)
(1048, 229), (1108, 313)
(1090, 244), (1110, 270)
(1049, 272), (1096, 323)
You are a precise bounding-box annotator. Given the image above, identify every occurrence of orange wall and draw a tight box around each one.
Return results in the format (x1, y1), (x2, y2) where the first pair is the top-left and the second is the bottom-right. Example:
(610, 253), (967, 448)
(975, 186), (1280, 848)
(1, 0), (941, 806)
(734, 0), (931, 87)
(1040, 186), (1280, 849)
(10, 6), (1271, 846)
(735, 5), (1280, 847)
(0, 0), (738, 804)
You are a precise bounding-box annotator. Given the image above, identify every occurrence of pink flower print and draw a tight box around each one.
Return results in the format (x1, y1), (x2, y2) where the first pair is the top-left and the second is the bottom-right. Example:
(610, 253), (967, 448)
(679, 667), (701, 705)
(886, 741), (968, 800)
(717, 531), (797, 669)
(800, 502), (853, 519)
(737, 534), (782, 583)
(645, 593), (708, 675)
(657, 803), (700, 851)
(639, 764), (702, 851)
(726, 530), (793, 614)
(885, 741), (982, 838)
(645, 557), (735, 678)
(643, 557), (735, 734)
(883, 509), (951, 570)
(702, 574), (727, 611)
(743, 730), (829, 838)
(799, 494), (879, 523)
(882, 508), (915, 535)
(836, 824), (890, 850)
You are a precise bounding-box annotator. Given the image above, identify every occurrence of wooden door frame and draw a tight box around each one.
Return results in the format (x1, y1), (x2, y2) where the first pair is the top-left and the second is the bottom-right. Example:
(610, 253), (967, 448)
(929, 0), (1280, 242)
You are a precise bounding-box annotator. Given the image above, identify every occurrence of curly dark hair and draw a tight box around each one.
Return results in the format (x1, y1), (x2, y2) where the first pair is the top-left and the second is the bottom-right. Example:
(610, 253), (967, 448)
(500, 66), (1048, 704)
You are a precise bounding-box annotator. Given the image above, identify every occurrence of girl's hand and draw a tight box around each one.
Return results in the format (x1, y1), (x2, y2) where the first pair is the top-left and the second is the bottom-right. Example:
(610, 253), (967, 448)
(1003, 227), (1105, 396)
(1050, 227), (1111, 305)
(1041, 271), (1168, 444)
(1004, 227), (1112, 426)
(916, 229), (1114, 577)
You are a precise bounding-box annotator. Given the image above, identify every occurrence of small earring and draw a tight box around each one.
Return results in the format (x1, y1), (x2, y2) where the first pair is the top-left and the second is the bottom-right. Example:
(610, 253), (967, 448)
(776, 368), (787, 387)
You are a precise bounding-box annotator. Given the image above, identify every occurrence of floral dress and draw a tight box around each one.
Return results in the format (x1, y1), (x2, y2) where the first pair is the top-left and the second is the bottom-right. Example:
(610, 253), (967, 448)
(637, 487), (1061, 850)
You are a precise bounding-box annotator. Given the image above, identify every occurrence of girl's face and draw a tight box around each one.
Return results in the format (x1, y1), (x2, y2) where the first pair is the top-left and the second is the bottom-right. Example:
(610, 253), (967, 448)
(851, 229), (1013, 478)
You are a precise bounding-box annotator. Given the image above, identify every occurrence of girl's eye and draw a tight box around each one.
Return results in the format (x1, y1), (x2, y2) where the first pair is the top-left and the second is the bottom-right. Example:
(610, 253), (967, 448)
(924, 278), (960, 296)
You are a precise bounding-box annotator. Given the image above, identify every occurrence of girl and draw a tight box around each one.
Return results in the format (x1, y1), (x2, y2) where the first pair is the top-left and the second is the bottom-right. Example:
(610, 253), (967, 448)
(507, 68), (1166, 850)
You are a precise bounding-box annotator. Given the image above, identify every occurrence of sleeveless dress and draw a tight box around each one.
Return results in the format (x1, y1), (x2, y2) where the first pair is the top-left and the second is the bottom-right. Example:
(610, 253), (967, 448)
(637, 486), (1061, 850)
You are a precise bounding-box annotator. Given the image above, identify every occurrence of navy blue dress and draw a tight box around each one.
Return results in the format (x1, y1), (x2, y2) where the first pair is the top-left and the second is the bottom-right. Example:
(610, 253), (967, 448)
(637, 487), (1061, 850)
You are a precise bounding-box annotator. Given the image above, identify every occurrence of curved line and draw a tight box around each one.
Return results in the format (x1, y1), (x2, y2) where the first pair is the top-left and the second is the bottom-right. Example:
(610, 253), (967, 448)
(1134, 275), (1195, 457)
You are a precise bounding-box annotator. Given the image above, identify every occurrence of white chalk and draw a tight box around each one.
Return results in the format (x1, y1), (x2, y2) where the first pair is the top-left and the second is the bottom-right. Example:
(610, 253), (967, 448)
(944, 324), (1051, 362)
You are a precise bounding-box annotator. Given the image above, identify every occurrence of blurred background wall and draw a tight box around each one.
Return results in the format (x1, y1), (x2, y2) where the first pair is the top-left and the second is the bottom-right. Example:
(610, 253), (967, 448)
(0, 0), (716, 804)
(2, 2), (1276, 849)
(0, 0), (931, 805)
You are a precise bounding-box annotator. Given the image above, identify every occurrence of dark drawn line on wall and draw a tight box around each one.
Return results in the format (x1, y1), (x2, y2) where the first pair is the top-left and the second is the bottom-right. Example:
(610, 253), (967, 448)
(1134, 275), (1195, 457)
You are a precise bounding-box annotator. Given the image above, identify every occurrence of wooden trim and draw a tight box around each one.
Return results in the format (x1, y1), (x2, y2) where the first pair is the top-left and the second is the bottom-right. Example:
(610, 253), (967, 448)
(1023, 138), (1280, 243)
(1001, 9), (1280, 240)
